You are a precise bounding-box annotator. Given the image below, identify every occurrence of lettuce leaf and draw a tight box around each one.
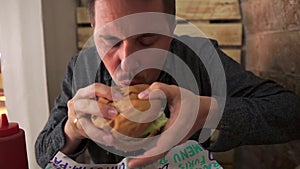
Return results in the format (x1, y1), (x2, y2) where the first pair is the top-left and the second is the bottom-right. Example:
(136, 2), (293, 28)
(140, 113), (168, 137)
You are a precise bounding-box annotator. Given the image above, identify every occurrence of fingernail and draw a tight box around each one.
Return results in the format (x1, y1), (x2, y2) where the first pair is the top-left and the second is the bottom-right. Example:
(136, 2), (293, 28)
(138, 90), (149, 99)
(103, 135), (113, 146)
(108, 109), (118, 117)
(128, 160), (135, 168)
(113, 92), (122, 100)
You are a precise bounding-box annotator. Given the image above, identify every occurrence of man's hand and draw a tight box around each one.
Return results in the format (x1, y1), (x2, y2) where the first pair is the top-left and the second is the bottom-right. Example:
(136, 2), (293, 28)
(128, 82), (220, 168)
(61, 83), (119, 154)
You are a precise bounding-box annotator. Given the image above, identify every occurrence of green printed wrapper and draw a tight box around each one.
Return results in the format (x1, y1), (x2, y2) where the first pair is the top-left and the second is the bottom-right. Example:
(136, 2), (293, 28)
(45, 140), (223, 169)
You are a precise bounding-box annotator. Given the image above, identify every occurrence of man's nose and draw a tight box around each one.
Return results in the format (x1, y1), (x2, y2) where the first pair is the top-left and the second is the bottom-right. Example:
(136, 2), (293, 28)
(119, 40), (140, 72)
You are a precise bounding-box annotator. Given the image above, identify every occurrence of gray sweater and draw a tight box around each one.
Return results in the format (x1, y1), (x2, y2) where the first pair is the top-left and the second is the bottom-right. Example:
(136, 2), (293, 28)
(35, 36), (300, 168)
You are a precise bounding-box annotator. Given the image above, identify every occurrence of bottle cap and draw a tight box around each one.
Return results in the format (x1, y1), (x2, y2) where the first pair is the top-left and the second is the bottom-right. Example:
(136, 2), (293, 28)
(0, 114), (19, 137)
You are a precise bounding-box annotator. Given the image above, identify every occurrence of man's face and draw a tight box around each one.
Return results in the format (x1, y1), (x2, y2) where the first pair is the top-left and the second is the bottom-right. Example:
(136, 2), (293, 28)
(93, 0), (174, 86)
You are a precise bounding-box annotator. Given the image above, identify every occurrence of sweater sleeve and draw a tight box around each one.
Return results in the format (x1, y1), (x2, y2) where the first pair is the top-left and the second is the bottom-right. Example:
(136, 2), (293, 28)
(208, 49), (300, 152)
(34, 56), (88, 168)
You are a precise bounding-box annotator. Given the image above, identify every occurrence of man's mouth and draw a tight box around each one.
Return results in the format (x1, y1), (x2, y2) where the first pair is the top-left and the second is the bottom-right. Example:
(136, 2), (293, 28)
(119, 80), (135, 86)
(118, 79), (143, 86)
(114, 70), (147, 86)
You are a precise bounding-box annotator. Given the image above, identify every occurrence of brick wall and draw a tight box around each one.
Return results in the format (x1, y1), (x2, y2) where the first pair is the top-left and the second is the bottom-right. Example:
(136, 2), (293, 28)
(237, 0), (300, 168)
(242, 0), (300, 93)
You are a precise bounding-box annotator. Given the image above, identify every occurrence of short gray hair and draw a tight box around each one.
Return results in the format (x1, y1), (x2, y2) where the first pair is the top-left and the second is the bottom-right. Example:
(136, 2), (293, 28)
(87, 0), (176, 26)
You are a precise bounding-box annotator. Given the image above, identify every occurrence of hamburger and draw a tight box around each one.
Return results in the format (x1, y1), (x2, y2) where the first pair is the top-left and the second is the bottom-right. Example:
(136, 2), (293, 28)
(91, 84), (168, 150)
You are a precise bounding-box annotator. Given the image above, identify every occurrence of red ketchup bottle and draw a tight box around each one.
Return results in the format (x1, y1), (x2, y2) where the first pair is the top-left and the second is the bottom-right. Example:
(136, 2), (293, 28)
(0, 114), (28, 169)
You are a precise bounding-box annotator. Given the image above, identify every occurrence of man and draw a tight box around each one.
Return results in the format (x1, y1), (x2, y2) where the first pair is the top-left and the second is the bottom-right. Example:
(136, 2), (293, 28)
(35, 0), (300, 168)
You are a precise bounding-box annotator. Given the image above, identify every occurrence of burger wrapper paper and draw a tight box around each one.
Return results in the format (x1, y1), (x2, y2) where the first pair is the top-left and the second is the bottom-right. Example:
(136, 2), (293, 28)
(45, 140), (223, 169)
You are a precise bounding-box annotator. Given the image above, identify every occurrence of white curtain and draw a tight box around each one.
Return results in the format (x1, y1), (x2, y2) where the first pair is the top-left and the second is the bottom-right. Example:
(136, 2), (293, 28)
(0, 0), (49, 168)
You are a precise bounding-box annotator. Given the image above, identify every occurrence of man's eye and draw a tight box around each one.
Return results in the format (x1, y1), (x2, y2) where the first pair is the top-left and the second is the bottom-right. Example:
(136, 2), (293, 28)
(112, 41), (122, 48)
(103, 39), (122, 48)
(140, 38), (154, 46)
(139, 36), (158, 46)
(98, 35), (122, 48)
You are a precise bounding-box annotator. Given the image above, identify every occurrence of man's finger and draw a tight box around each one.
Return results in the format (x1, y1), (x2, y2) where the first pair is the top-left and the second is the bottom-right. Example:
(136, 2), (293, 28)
(79, 117), (114, 146)
(128, 150), (167, 168)
(138, 82), (179, 101)
(74, 99), (118, 118)
(74, 83), (113, 100)
(127, 129), (176, 167)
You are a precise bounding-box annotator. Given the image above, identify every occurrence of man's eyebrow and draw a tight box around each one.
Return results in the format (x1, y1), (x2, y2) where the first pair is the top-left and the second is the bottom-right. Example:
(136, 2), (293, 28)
(139, 33), (159, 37)
(98, 33), (159, 41)
(98, 34), (121, 40)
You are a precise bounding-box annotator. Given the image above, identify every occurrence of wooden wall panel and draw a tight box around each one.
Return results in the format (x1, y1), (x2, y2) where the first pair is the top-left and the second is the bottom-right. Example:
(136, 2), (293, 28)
(176, 0), (241, 20)
(77, 7), (90, 24)
(77, 27), (93, 48)
(175, 23), (242, 46)
(222, 49), (242, 63)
